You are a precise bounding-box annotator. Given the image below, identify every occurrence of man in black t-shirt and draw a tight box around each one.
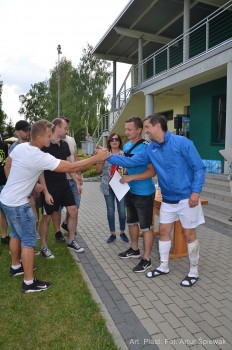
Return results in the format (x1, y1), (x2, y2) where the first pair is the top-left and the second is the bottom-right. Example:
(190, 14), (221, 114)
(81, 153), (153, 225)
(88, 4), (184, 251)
(39, 118), (84, 258)
(0, 140), (10, 244)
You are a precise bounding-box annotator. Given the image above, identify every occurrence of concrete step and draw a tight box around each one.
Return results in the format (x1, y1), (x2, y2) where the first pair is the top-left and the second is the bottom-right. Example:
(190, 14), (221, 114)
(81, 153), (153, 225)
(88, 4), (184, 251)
(203, 207), (232, 231)
(204, 177), (230, 191)
(201, 187), (232, 204)
(205, 173), (228, 182)
(202, 195), (232, 216)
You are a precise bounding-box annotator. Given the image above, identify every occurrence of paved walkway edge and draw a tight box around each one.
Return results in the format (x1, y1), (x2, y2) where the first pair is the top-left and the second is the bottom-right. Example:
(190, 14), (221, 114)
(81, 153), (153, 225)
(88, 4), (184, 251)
(70, 249), (129, 350)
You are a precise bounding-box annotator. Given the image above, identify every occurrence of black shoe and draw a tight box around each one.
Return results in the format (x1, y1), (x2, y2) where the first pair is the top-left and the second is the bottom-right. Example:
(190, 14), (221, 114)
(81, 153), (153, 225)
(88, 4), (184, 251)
(1, 236), (10, 244)
(9, 265), (24, 277)
(22, 278), (51, 293)
(61, 222), (68, 233)
(55, 231), (65, 242)
(118, 247), (141, 259)
(133, 258), (152, 273)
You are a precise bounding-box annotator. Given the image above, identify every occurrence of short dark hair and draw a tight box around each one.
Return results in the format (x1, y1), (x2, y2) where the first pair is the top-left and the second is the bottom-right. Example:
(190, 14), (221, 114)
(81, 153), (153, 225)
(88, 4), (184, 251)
(52, 117), (66, 132)
(125, 117), (143, 130)
(106, 133), (123, 151)
(58, 115), (70, 123)
(144, 114), (168, 132)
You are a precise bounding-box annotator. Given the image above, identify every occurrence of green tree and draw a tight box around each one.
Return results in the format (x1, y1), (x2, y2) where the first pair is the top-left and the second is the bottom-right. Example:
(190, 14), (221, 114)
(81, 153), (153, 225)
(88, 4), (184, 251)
(0, 80), (7, 136)
(18, 43), (112, 144)
(5, 118), (15, 138)
(76, 43), (111, 134)
(18, 81), (50, 123)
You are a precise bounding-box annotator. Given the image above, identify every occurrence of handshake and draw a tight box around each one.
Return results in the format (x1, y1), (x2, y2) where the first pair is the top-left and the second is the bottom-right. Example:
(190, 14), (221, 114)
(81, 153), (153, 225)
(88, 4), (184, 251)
(94, 146), (110, 162)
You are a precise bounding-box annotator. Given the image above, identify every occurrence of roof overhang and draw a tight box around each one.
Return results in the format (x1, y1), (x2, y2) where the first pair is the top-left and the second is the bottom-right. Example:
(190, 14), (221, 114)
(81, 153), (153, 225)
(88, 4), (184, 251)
(93, 0), (228, 64)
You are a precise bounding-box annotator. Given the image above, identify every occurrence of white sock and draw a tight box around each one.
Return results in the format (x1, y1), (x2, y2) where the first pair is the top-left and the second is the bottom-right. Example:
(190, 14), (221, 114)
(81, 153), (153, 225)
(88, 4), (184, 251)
(24, 279), (34, 285)
(157, 240), (171, 273)
(12, 264), (21, 270)
(188, 239), (199, 278)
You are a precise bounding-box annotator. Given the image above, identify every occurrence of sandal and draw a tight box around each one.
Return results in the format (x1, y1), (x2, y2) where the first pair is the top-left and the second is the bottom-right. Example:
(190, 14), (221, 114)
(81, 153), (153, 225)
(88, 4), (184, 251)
(180, 275), (198, 287)
(146, 269), (169, 278)
(229, 217), (232, 221)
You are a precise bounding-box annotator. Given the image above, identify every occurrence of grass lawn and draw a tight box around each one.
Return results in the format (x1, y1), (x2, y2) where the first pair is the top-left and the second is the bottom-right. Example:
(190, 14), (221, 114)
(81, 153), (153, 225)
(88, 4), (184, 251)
(0, 230), (120, 350)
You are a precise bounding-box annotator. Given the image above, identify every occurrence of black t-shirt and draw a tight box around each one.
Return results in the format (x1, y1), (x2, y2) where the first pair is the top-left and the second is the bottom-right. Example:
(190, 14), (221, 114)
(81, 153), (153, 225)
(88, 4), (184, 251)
(0, 141), (8, 186)
(41, 140), (71, 186)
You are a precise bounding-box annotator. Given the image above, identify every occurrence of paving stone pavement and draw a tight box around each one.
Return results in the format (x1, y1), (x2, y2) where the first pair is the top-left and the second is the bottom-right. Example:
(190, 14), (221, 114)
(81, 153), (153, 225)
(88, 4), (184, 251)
(75, 182), (232, 350)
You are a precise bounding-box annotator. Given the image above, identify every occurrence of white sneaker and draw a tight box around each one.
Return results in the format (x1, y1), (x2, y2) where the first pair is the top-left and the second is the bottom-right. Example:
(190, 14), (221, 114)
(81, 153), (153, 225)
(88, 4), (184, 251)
(41, 247), (55, 259)
(67, 240), (84, 253)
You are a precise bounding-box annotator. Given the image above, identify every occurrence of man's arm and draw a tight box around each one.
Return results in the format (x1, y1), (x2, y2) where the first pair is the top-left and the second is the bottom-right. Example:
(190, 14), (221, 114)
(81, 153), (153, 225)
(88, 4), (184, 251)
(54, 148), (110, 173)
(39, 173), (54, 205)
(107, 150), (150, 168)
(120, 164), (156, 183)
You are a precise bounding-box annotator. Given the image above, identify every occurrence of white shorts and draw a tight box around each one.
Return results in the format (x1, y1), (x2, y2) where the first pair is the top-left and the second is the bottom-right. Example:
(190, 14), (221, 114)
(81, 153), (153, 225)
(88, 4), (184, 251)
(160, 199), (205, 228)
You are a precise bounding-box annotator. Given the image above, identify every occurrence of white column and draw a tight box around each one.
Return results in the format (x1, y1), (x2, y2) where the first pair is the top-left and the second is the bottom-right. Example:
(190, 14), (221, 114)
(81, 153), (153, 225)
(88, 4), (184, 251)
(138, 38), (143, 84)
(224, 61), (232, 173)
(145, 94), (154, 117)
(183, 0), (190, 62)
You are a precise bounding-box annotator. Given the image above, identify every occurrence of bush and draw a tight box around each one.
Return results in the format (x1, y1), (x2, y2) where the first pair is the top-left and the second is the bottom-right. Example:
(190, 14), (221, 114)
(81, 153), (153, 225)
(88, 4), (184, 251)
(77, 153), (98, 178)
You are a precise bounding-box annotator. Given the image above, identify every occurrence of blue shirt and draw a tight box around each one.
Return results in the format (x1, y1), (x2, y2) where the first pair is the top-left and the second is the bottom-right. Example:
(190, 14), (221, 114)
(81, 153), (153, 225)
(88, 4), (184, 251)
(109, 131), (206, 201)
(122, 140), (155, 196)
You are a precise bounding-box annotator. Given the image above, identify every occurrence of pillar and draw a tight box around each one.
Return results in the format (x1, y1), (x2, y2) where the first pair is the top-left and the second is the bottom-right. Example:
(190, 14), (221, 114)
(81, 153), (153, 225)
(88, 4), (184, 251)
(145, 94), (154, 117)
(183, 0), (190, 62)
(224, 61), (232, 173)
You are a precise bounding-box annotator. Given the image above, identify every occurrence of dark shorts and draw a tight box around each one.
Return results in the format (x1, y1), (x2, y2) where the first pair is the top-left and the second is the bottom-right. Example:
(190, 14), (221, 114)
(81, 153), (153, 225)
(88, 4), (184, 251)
(41, 182), (75, 215)
(125, 192), (155, 231)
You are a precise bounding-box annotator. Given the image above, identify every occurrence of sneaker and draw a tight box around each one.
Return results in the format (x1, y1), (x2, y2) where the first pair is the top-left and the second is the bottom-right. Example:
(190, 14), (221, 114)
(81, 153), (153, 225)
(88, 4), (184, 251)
(40, 247), (55, 259)
(22, 278), (51, 293)
(34, 250), (40, 256)
(67, 240), (84, 253)
(9, 265), (24, 277)
(118, 247), (141, 259)
(107, 234), (116, 243)
(1, 236), (10, 244)
(133, 258), (152, 273)
(120, 233), (129, 242)
(55, 231), (66, 242)
(61, 222), (68, 233)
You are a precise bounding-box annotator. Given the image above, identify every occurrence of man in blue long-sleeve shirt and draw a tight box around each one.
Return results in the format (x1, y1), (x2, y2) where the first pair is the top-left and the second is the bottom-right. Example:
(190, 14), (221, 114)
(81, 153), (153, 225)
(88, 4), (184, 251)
(108, 114), (206, 287)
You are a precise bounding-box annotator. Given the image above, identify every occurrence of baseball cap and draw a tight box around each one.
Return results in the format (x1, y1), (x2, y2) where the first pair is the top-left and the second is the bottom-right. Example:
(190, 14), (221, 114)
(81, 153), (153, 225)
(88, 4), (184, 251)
(15, 120), (31, 131)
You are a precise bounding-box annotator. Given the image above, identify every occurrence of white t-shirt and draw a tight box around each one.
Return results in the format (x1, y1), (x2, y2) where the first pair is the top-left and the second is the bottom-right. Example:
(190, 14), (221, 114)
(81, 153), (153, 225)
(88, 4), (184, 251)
(0, 143), (60, 206)
(64, 135), (77, 180)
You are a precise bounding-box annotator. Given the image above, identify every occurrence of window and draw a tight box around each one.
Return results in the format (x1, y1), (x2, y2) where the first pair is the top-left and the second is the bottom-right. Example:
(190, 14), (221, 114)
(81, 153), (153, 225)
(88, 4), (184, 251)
(212, 95), (226, 144)
(159, 110), (173, 121)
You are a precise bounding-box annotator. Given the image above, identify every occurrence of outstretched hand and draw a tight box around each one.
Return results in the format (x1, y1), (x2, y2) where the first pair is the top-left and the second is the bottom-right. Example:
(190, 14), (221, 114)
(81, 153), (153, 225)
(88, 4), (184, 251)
(94, 146), (110, 161)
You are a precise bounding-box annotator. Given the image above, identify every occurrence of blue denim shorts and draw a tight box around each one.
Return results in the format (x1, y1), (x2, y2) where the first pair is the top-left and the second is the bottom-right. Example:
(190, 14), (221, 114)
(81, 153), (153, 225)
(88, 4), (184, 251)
(0, 202), (37, 248)
(68, 179), (81, 209)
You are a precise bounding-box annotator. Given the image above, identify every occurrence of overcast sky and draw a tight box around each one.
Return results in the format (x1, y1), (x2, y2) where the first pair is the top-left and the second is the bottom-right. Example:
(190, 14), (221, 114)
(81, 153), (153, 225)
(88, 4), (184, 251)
(0, 0), (129, 124)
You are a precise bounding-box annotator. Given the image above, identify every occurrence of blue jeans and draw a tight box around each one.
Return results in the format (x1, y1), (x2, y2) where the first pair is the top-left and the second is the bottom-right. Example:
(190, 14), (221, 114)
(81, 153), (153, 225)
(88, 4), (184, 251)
(68, 179), (81, 208)
(104, 188), (126, 232)
(0, 202), (37, 248)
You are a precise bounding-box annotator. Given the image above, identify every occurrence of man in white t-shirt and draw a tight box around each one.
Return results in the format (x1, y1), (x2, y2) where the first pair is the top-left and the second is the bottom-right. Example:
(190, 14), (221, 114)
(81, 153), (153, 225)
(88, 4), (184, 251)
(0, 119), (109, 293)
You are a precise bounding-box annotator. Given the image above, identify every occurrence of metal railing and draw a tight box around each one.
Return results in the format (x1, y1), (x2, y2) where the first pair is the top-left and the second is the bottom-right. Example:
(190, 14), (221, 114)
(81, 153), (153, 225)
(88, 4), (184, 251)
(92, 67), (132, 144)
(134, 0), (232, 85)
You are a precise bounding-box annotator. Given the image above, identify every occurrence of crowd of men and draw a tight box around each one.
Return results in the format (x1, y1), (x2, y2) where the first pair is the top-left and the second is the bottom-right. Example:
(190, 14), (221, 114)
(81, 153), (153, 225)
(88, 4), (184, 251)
(0, 113), (206, 293)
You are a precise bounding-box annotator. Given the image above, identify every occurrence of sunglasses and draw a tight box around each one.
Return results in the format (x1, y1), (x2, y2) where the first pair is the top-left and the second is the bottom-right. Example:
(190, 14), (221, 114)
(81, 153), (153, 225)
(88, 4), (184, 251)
(109, 137), (120, 142)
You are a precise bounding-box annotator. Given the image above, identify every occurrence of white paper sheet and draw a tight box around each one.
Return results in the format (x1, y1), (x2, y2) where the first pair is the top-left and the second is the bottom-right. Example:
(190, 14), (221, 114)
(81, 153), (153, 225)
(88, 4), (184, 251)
(109, 170), (130, 201)
(219, 148), (232, 162)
